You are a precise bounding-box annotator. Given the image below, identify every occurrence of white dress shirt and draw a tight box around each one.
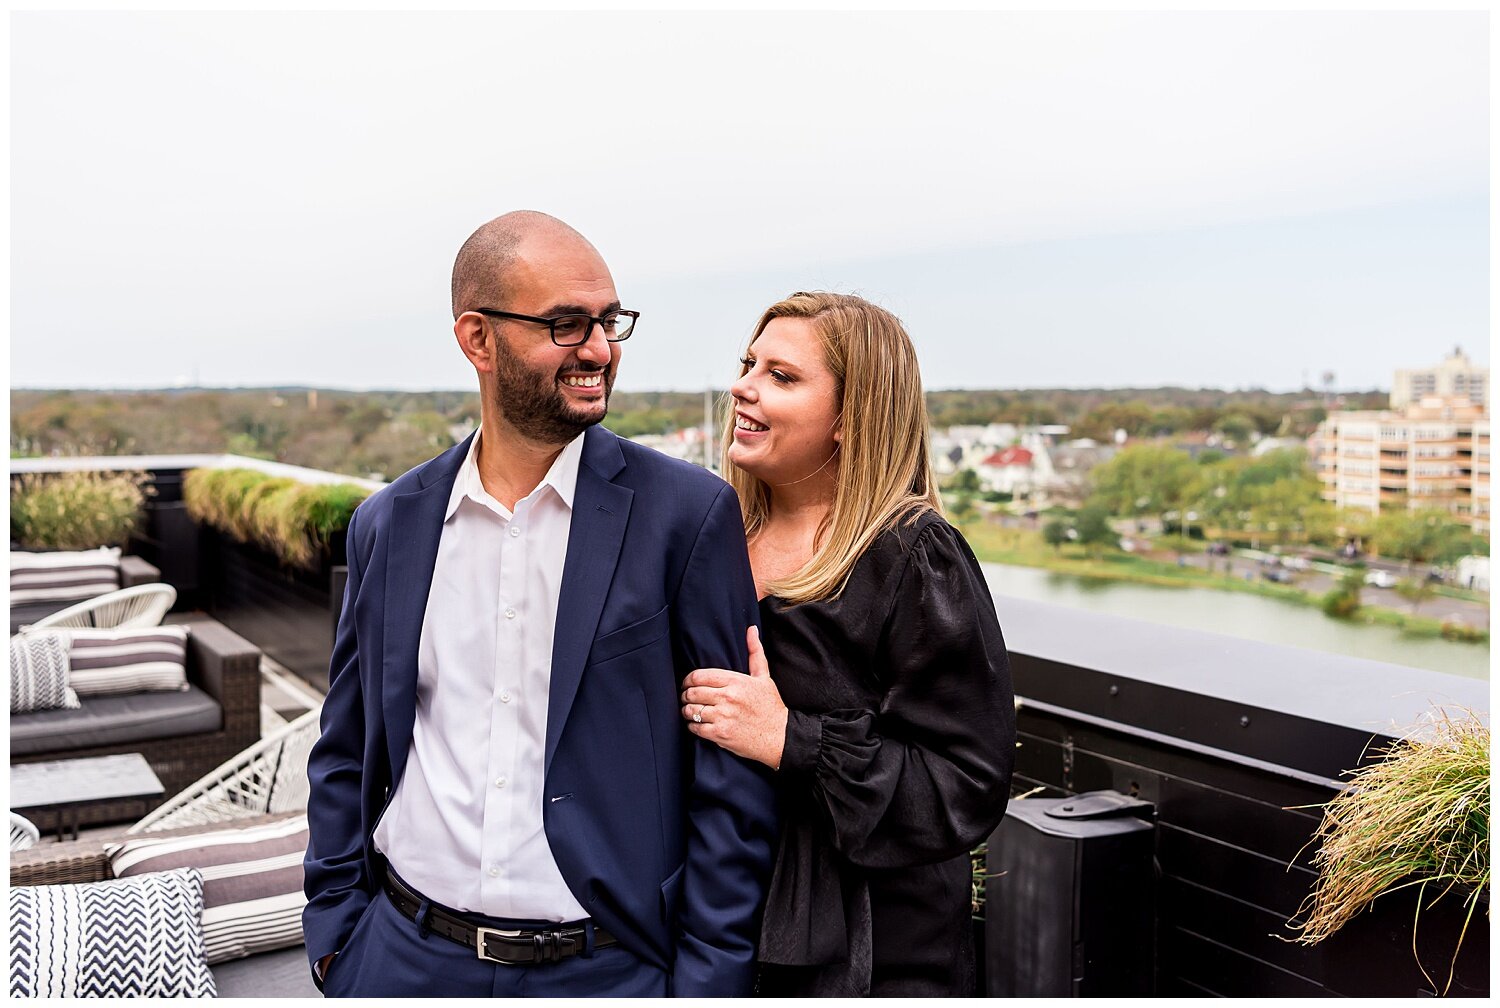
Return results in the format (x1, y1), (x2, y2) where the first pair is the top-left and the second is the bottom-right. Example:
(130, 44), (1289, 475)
(372, 428), (589, 921)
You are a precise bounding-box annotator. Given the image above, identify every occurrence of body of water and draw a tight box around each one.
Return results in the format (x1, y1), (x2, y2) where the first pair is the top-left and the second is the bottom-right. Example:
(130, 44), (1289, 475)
(981, 562), (1489, 680)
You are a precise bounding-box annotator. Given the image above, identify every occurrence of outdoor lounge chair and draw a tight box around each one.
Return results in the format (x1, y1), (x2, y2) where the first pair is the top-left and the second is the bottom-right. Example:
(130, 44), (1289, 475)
(10, 813), (40, 852)
(129, 707), (321, 834)
(28, 583), (177, 631)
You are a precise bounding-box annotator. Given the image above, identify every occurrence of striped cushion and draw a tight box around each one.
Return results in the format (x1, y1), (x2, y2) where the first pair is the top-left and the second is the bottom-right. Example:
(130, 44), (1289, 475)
(65, 626), (190, 696)
(107, 815), (310, 965)
(10, 632), (81, 714)
(9, 868), (216, 997)
(9, 547), (121, 605)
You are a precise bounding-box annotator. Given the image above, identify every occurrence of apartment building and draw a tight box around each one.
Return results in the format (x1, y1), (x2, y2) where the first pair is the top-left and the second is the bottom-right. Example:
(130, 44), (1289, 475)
(1391, 346), (1487, 409)
(1313, 397), (1490, 535)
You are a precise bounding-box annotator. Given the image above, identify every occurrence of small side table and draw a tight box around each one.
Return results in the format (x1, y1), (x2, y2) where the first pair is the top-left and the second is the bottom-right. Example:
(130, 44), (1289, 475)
(10, 754), (165, 840)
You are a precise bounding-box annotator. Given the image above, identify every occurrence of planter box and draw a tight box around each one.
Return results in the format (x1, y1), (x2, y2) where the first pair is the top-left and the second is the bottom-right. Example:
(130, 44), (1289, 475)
(199, 528), (345, 691)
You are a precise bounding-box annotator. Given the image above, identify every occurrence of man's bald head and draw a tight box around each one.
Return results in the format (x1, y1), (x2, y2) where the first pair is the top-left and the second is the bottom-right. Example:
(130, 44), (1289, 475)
(450, 211), (602, 319)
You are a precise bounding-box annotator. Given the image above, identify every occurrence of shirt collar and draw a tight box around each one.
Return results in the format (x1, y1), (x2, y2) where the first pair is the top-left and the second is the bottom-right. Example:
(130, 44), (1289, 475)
(444, 427), (586, 521)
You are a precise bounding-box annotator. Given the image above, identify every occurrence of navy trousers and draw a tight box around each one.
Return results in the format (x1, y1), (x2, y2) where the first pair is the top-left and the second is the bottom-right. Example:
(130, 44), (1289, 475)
(321, 891), (668, 998)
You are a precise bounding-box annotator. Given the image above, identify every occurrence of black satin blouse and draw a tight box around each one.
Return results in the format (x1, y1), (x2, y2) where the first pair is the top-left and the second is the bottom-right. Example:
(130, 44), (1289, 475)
(754, 511), (1016, 997)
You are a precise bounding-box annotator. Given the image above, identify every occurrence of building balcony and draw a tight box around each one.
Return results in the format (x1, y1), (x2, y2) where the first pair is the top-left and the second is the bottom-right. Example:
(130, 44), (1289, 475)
(6, 455), (1491, 998)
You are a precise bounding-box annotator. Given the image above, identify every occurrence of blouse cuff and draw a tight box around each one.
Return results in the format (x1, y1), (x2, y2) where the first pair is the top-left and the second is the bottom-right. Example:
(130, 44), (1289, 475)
(780, 708), (823, 774)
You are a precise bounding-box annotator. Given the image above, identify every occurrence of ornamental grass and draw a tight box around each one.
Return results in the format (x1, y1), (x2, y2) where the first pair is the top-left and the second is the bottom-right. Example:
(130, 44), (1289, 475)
(184, 467), (368, 570)
(1292, 706), (1489, 994)
(10, 471), (150, 549)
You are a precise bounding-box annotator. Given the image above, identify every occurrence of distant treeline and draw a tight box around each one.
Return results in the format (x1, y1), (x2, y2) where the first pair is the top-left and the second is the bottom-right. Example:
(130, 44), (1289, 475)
(11, 386), (1387, 482)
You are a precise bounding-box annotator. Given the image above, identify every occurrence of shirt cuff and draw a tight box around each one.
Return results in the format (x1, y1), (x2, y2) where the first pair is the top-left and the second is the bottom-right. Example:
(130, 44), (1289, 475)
(780, 708), (822, 774)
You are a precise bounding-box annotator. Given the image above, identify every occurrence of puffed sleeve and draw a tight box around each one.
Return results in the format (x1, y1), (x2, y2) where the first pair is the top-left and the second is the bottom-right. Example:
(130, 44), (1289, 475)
(778, 520), (1016, 869)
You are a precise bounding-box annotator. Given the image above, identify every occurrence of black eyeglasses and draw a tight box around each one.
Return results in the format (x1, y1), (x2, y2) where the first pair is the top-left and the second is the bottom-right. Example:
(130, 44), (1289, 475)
(471, 308), (640, 347)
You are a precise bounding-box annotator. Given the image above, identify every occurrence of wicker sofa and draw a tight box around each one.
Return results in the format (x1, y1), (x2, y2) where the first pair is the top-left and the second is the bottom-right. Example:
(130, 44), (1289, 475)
(10, 616), (262, 832)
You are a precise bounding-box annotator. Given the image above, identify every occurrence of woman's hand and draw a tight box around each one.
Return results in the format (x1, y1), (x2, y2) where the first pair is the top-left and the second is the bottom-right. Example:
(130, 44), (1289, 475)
(681, 626), (787, 769)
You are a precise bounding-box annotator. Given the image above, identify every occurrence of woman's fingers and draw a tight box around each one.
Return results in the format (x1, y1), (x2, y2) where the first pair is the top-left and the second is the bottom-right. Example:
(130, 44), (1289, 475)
(682, 667), (736, 690)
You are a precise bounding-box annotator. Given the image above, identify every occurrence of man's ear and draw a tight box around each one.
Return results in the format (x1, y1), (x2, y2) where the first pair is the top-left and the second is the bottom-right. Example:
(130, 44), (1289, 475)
(455, 312), (494, 374)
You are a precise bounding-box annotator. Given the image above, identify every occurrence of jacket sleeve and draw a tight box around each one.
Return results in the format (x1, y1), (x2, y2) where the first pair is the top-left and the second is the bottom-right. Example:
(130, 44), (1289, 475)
(778, 521), (1016, 868)
(668, 483), (779, 997)
(302, 502), (374, 983)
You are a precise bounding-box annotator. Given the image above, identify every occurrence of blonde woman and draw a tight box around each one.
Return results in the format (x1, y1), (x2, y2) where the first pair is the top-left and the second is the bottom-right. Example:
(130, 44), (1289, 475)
(680, 292), (1015, 996)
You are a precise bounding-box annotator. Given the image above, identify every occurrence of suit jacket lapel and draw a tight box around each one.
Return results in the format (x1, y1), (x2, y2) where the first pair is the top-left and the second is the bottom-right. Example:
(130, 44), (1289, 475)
(546, 427), (632, 774)
(382, 436), (468, 784)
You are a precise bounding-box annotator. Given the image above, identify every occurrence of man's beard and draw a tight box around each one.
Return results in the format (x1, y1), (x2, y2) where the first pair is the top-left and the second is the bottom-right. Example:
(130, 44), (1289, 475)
(492, 351), (614, 445)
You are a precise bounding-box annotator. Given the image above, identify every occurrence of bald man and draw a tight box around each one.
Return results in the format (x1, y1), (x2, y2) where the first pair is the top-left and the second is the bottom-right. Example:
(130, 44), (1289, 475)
(303, 212), (777, 997)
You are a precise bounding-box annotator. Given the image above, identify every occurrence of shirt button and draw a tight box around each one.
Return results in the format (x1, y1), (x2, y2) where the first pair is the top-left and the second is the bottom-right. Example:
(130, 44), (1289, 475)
(505, 608), (517, 619)
(500, 691), (512, 703)
(495, 776), (507, 788)
(509, 526), (521, 537)
(488, 866), (499, 877)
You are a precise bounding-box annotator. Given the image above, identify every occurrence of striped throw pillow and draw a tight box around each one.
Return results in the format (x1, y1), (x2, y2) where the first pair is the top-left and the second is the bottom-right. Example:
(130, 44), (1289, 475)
(9, 547), (122, 605)
(10, 631), (81, 714)
(66, 626), (190, 696)
(107, 815), (310, 966)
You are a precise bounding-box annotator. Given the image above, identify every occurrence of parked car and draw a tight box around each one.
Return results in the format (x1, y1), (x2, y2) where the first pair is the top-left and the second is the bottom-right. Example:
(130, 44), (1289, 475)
(1283, 556), (1311, 571)
(1364, 570), (1399, 589)
(1262, 568), (1294, 584)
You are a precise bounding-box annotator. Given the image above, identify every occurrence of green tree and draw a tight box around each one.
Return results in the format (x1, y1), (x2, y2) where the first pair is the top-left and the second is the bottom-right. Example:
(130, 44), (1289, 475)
(1213, 412), (1256, 446)
(1088, 444), (1197, 526)
(1322, 568), (1364, 619)
(1374, 509), (1478, 575)
(1042, 518), (1070, 553)
(1074, 502), (1116, 559)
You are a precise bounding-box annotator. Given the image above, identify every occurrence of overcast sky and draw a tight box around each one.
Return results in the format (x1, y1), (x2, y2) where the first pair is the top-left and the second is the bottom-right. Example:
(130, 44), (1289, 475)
(10, 10), (1489, 394)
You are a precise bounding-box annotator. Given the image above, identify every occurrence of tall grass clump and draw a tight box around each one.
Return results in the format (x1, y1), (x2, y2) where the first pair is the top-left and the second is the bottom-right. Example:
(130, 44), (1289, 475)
(11, 471), (151, 549)
(183, 467), (368, 570)
(1291, 707), (1489, 994)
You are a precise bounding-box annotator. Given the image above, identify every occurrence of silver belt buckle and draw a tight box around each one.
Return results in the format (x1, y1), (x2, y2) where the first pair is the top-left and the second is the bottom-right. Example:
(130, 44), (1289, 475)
(475, 926), (524, 965)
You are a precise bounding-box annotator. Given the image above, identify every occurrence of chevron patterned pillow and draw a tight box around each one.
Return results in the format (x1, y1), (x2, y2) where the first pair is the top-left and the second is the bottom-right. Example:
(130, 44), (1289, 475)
(10, 631), (81, 714)
(9, 868), (216, 997)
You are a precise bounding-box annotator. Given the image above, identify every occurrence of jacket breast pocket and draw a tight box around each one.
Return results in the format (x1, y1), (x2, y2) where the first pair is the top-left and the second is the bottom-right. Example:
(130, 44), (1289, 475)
(589, 605), (669, 666)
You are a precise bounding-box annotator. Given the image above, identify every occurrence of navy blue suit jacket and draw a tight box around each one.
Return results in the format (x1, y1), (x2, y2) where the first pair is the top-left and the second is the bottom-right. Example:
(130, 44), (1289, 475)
(303, 426), (778, 995)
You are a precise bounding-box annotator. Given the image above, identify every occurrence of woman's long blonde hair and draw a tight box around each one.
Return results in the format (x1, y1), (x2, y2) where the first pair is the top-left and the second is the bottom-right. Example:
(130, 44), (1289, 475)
(722, 291), (942, 604)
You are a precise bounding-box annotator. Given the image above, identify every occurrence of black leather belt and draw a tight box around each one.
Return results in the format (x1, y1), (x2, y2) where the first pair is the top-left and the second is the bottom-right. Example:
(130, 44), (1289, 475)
(380, 861), (617, 965)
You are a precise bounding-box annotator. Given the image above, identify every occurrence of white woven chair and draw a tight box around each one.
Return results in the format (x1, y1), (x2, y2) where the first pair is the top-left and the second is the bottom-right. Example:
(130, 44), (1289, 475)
(28, 583), (177, 631)
(10, 812), (40, 852)
(128, 708), (322, 834)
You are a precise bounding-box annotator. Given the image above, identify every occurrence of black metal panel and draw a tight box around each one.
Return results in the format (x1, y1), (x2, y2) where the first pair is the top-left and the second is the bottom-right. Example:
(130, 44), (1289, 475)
(1314, 884), (1490, 998)
(1158, 824), (1316, 920)
(1166, 928), (1333, 998)
(1160, 876), (1327, 983)
(1158, 775), (1324, 870)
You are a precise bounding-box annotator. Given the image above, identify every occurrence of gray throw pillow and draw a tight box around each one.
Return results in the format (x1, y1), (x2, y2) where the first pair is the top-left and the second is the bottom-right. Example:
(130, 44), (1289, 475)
(10, 631), (81, 714)
(66, 625), (191, 696)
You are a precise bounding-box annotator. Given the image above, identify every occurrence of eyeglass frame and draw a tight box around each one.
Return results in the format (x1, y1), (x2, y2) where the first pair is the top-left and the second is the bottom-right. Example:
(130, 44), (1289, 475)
(469, 307), (640, 347)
